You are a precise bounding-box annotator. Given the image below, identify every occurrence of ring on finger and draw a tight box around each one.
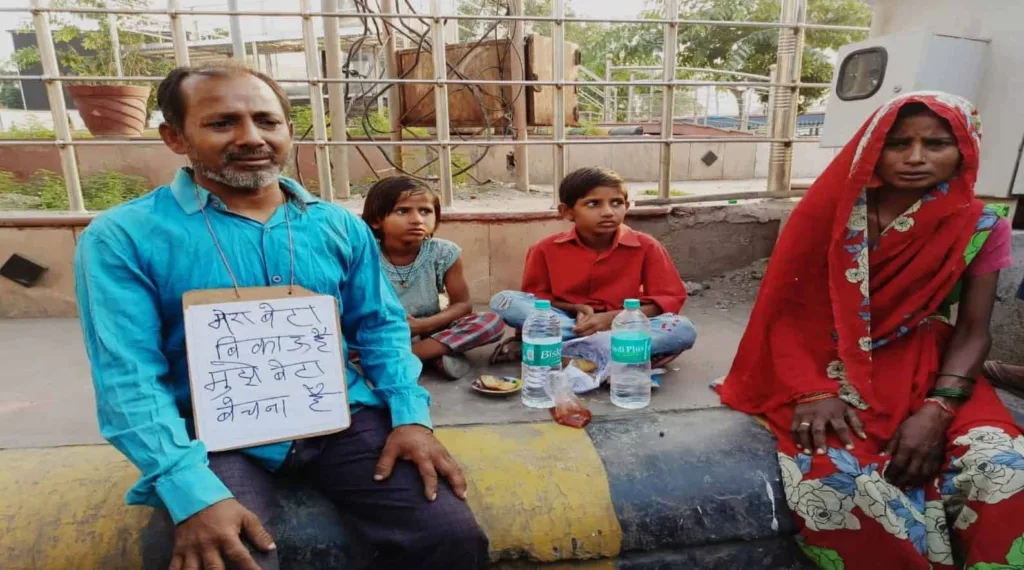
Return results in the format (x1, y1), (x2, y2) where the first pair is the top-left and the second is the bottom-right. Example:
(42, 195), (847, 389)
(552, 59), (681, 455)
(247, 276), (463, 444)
(799, 422), (811, 428)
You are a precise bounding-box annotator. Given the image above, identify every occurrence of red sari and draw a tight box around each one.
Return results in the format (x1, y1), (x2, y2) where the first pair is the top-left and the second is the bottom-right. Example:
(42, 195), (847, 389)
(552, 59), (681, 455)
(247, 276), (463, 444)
(719, 92), (1024, 569)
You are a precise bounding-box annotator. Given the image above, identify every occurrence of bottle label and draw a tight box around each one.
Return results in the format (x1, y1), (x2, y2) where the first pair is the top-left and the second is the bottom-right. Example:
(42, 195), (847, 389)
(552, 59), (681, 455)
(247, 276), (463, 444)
(522, 341), (562, 367)
(611, 332), (651, 364)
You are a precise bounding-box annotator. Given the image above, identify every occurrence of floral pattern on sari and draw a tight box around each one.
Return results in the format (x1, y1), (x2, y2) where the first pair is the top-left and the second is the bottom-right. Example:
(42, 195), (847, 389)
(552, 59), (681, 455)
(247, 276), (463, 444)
(779, 428), (1024, 569)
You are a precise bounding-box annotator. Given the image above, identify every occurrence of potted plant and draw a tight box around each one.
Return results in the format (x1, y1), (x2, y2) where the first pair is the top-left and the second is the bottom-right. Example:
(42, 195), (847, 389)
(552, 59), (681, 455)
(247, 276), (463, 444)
(11, 0), (173, 137)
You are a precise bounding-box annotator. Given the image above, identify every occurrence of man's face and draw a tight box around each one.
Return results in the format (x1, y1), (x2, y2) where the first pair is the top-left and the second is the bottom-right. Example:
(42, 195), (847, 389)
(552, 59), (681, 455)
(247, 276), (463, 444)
(162, 73), (294, 192)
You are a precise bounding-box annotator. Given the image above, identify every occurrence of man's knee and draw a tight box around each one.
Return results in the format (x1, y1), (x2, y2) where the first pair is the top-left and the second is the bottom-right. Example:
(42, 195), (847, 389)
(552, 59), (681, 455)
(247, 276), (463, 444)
(415, 506), (490, 568)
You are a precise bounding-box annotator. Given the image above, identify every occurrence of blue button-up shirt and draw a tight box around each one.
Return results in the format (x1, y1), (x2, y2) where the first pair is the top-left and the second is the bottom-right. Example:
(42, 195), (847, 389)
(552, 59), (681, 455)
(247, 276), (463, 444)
(74, 168), (428, 524)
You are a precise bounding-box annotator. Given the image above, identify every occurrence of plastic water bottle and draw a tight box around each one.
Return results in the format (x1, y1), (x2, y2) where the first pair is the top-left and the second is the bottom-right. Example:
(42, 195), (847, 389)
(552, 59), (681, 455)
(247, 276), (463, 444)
(521, 299), (562, 408)
(610, 299), (653, 409)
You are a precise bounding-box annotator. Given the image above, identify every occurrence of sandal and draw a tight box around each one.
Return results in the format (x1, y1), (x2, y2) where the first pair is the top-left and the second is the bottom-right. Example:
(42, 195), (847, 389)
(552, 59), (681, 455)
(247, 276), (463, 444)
(489, 337), (522, 365)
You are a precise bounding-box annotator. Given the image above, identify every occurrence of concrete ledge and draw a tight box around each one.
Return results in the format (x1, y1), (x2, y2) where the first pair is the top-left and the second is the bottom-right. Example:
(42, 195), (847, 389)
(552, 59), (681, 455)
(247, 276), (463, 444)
(0, 201), (792, 318)
(0, 409), (806, 569)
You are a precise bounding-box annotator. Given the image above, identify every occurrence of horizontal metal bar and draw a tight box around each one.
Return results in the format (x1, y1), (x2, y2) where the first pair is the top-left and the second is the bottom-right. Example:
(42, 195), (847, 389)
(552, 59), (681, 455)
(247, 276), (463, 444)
(0, 137), (822, 147)
(0, 6), (868, 31)
(800, 23), (871, 32)
(0, 74), (829, 89)
(611, 65), (773, 81)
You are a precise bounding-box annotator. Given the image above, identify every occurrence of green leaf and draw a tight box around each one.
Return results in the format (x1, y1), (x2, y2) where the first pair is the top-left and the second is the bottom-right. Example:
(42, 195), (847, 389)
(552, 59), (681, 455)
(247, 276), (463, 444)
(965, 564), (1014, 570)
(798, 543), (845, 570)
(1005, 534), (1024, 566)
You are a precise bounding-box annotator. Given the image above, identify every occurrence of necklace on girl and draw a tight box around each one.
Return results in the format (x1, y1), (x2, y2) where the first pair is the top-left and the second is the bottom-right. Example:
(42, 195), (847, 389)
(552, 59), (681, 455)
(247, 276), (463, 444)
(384, 248), (414, 288)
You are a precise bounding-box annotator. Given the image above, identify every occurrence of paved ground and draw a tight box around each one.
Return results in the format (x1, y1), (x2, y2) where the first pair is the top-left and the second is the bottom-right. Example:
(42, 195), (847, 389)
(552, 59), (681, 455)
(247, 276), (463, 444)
(0, 294), (751, 450)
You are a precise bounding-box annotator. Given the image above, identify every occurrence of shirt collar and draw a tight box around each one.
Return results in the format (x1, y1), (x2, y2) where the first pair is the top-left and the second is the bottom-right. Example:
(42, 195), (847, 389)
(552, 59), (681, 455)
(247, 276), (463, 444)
(554, 225), (641, 248)
(170, 167), (320, 215)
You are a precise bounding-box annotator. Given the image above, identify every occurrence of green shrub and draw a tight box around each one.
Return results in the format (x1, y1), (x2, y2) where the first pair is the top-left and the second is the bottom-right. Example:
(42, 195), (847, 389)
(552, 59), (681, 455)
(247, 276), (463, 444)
(6, 168), (152, 211)
(0, 117), (57, 139)
(0, 170), (18, 195)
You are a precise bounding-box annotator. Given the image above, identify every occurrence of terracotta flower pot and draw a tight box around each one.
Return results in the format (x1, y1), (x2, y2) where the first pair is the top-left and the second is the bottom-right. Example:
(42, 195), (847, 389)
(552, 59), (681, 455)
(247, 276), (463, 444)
(67, 84), (151, 137)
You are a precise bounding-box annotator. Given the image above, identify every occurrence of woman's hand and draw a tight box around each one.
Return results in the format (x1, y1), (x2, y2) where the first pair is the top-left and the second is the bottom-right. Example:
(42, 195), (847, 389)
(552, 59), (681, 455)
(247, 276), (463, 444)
(883, 404), (952, 488)
(792, 397), (867, 455)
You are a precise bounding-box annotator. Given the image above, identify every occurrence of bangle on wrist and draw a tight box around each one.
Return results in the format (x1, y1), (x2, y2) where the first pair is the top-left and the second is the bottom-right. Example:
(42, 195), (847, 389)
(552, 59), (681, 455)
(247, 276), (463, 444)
(923, 397), (956, 416)
(937, 372), (976, 383)
(797, 392), (837, 404)
(928, 386), (973, 401)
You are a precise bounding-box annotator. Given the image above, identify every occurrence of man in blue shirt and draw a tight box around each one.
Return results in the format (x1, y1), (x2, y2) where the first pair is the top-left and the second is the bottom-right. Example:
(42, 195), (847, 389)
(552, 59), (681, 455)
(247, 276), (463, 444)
(74, 62), (487, 570)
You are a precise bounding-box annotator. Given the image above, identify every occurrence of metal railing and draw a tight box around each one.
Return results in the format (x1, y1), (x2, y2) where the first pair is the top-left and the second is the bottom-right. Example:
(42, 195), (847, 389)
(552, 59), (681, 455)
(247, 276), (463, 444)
(0, 0), (869, 211)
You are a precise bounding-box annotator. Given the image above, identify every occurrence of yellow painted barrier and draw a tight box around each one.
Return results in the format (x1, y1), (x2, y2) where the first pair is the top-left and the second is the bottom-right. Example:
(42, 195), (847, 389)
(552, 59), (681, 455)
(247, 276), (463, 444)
(2, 423), (622, 568)
(438, 423), (622, 562)
(0, 446), (147, 570)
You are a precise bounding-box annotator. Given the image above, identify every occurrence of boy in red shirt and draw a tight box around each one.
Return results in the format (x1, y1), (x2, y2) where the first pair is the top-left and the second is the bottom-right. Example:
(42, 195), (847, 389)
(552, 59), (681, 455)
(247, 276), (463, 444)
(489, 167), (697, 367)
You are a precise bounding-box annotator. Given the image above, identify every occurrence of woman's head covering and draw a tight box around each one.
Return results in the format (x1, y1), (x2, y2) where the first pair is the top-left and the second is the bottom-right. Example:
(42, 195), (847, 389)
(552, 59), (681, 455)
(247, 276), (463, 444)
(719, 92), (986, 438)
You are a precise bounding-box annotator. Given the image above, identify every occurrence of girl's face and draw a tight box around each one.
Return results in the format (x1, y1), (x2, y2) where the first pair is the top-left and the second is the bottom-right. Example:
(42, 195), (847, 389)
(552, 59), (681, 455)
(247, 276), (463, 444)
(376, 191), (438, 244)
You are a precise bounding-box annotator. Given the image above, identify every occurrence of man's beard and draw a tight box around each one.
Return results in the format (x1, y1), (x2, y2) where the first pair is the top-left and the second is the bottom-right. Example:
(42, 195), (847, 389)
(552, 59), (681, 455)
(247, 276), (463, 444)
(187, 143), (286, 192)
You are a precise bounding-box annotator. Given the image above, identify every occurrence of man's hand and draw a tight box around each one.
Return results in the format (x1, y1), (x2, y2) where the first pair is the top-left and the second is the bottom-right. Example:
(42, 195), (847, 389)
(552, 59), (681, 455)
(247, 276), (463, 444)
(791, 397), (867, 455)
(374, 425), (468, 501)
(573, 309), (614, 337)
(169, 499), (275, 570)
(884, 404), (952, 488)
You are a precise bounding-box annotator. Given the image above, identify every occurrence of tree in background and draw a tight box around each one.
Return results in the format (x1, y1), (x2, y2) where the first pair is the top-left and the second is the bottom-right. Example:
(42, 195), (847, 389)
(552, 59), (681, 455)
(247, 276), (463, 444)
(0, 84), (25, 110)
(674, 0), (871, 118)
(457, 0), (870, 120)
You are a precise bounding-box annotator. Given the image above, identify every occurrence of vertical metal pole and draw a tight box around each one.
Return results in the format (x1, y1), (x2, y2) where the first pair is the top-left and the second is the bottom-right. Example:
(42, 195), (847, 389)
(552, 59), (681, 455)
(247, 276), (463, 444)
(510, 0), (529, 192)
(603, 54), (613, 123)
(627, 73), (635, 123)
(766, 63), (777, 135)
(658, 0), (678, 199)
(323, 0), (351, 198)
(251, 41), (259, 68)
(430, 0), (454, 207)
(32, 0), (83, 212)
(552, 0), (566, 206)
(228, 0), (246, 61)
(704, 86), (711, 125)
(108, 14), (123, 77)
(373, 47), (385, 109)
(767, 0), (805, 193)
(738, 88), (750, 131)
(300, 0), (335, 201)
(168, 0), (190, 66)
(380, 0), (404, 170)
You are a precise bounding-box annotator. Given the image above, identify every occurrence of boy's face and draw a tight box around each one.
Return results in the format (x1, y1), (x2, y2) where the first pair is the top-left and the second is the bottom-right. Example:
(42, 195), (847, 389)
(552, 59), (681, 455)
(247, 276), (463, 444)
(559, 185), (629, 238)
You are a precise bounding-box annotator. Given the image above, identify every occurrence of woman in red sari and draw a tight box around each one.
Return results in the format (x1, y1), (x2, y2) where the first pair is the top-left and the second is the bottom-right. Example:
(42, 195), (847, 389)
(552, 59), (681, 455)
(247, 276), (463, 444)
(719, 92), (1024, 570)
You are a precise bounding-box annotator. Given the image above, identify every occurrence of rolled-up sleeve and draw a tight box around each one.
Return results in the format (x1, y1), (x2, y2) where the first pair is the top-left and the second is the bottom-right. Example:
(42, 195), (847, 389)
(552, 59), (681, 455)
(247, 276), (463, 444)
(75, 223), (231, 524)
(338, 214), (431, 429)
(640, 242), (688, 314)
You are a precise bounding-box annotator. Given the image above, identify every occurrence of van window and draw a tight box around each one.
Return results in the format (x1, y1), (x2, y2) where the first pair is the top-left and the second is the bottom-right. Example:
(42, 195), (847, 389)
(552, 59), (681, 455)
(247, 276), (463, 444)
(837, 47), (887, 101)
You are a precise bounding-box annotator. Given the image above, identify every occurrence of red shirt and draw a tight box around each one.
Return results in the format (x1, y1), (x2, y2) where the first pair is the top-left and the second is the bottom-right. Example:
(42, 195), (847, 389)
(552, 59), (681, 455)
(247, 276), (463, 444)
(521, 225), (687, 314)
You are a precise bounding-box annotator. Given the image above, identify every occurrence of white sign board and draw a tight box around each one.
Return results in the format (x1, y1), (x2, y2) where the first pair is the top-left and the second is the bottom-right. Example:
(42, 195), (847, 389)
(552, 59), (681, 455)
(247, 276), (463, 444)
(183, 293), (350, 452)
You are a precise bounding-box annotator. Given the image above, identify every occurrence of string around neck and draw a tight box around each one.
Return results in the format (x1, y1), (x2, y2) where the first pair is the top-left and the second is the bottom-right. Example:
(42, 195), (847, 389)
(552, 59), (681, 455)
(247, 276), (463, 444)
(192, 178), (297, 299)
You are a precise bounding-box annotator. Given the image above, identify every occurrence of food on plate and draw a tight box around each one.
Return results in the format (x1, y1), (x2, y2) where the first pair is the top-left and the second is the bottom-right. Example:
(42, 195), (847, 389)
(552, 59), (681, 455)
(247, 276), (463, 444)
(478, 374), (520, 392)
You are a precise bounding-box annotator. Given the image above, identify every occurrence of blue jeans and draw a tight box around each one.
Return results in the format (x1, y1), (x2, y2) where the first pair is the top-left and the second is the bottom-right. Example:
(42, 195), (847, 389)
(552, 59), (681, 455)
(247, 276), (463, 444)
(489, 291), (697, 357)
